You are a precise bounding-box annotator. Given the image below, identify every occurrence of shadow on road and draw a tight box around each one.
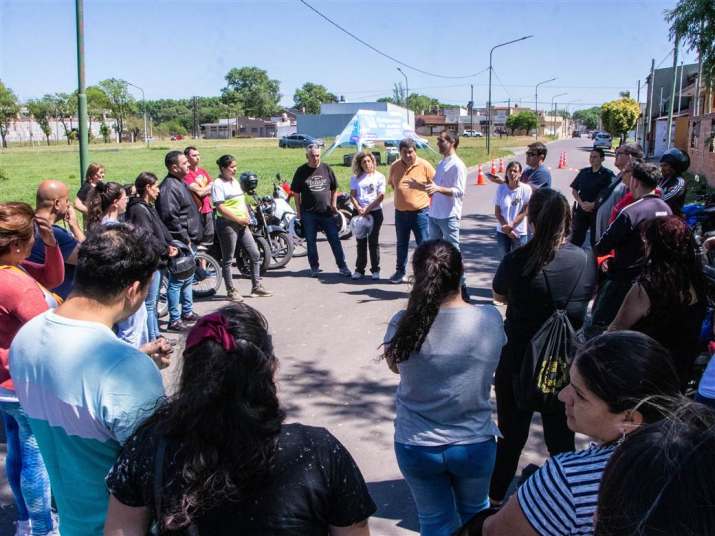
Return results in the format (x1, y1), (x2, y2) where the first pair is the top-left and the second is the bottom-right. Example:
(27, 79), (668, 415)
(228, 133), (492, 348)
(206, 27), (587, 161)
(341, 287), (409, 303)
(368, 479), (419, 532)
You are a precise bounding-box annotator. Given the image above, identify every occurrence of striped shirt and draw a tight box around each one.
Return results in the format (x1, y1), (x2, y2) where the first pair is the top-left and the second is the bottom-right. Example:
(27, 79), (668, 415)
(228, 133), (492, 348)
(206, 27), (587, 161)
(517, 444), (616, 535)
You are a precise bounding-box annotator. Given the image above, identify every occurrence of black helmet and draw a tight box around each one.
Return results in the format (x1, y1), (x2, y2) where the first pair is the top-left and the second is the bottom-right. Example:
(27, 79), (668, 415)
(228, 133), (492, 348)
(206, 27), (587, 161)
(660, 148), (690, 174)
(239, 171), (259, 194)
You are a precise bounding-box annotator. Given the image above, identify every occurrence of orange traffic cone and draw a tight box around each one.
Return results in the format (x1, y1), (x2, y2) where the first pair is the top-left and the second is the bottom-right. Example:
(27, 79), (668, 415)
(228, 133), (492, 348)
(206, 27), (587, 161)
(562, 152), (567, 168)
(476, 164), (486, 186)
(498, 158), (504, 173)
(558, 152), (565, 169)
(490, 159), (497, 175)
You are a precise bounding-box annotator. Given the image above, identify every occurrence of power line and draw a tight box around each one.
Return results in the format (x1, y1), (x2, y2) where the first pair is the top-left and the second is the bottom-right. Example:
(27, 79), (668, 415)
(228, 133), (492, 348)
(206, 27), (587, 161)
(297, 0), (488, 79)
(490, 67), (512, 99)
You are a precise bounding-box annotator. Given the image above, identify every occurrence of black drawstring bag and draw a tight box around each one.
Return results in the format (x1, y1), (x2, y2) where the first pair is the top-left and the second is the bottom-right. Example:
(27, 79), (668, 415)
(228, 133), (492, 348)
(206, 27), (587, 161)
(515, 259), (586, 413)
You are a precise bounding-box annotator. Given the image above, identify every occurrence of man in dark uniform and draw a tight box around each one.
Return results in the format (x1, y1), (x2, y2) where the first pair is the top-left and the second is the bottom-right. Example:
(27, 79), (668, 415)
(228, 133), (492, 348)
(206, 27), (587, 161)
(570, 148), (615, 246)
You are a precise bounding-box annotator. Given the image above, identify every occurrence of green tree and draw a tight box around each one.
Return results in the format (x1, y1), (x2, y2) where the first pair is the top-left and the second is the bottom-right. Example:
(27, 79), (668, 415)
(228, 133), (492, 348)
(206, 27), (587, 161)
(26, 96), (54, 145)
(97, 78), (136, 143)
(600, 97), (640, 143)
(48, 93), (76, 144)
(505, 110), (538, 134)
(221, 67), (280, 118)
(666, 0), (715, 86)
(0, 80), (19, 148)
(406, 93), (440, 114)
(99, 122), (111, 143)
(293, 83), (337, 114)
(573, 107), (601, 130)
(377, 96), (395, 104)
(85, 86), (110, 141)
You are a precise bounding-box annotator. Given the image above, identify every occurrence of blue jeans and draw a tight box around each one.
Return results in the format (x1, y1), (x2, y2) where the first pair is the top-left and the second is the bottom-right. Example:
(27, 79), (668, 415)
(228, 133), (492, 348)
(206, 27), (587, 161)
(0, 402), (53, 535)
(144, 270), (162, 340)
(495, 231), (528, 259)
(395, 439), (496, 536)
(429, 216), (461, 250)
(301, 211), (347, 271)
(395, 208), (430, 274)
(167, 272), (193, 323)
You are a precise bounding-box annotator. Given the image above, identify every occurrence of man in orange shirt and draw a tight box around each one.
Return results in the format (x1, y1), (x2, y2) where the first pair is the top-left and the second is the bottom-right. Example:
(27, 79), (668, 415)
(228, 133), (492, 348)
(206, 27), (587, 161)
(388, 138), (435, 283)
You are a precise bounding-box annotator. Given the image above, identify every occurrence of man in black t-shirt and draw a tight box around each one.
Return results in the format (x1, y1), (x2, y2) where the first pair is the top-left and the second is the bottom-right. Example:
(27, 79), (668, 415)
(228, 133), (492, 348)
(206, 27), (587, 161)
(291, 144), (351, 277)
(570, 148), (615, 246)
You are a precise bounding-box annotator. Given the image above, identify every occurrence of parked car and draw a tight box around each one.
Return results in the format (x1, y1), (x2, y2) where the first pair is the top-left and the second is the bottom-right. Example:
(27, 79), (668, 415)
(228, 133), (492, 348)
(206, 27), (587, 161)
(593, 132), (613, 150)
(463, 129), (483, 137)
(170, 134), (184, 141)
(278, 134), (325, 148)
(572, 130), (581, 138)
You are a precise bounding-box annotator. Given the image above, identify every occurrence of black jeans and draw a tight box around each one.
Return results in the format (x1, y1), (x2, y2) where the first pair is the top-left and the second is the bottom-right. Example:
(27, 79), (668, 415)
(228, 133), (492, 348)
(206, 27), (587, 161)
(355, 209), (383, 274)
(489, 343), (575, 501)
(570, 208), (594, 247)
(216, 217), (261, 291)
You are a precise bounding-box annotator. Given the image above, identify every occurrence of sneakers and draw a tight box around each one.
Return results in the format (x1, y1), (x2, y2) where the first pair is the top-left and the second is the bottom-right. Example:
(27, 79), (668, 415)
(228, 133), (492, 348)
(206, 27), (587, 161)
(371, 272), (380, 280)
(226, 288), (244, 302)
(389, 271), (407, 284)
(167, 320), (188, 332)
(250, 285), (273, 297)
(339, 266), (352, 277)
(181, 312), (200, 323)
(351, 272), (363, 280)
(309, 268), (322, 277)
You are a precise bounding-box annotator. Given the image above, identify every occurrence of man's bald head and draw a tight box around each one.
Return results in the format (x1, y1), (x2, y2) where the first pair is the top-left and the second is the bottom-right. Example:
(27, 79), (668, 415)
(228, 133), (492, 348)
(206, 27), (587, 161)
(36, 180), (70, 215)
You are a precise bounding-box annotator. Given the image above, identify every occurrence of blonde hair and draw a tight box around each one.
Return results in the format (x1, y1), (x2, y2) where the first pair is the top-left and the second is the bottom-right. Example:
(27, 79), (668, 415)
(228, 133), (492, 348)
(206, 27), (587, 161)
(352, 151), (376, 176)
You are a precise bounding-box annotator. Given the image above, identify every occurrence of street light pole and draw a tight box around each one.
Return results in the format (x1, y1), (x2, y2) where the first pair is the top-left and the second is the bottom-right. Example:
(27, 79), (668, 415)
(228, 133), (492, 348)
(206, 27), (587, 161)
(75, 0), (89, 184)
(126, 81), (148, 147)
(396, 67), (409, 127)
(535, 77), (557, 138)
(551, 92), (567, 137)
(487, 35), (533, 155)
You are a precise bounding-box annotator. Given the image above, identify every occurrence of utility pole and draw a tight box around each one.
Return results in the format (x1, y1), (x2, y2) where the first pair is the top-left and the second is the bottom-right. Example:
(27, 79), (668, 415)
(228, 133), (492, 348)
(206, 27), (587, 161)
(666, 36), (679, 149)
(397, 67), (409, 126)
(469, 84), (474, 133)
(636, 79), (641, 144)
(535, 78), (556, 139)
(677, 61), (684, 116)
(75, 0), (89, 184)
(126, 81), (148, 147)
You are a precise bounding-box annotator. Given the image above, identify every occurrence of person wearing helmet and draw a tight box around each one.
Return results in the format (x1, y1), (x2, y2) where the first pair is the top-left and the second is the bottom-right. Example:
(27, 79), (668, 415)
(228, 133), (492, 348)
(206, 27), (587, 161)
(211, 155), (272, 302)
(659, 148), (690, 214)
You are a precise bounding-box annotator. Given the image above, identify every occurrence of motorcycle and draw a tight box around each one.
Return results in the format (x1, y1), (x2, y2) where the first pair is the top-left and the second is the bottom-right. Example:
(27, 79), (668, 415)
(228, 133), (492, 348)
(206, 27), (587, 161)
(265, 177), (306, 257)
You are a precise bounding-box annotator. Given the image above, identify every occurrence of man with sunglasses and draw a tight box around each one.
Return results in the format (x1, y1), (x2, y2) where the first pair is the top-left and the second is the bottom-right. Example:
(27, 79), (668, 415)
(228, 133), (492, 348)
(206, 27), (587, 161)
(521, 142), (551, 189)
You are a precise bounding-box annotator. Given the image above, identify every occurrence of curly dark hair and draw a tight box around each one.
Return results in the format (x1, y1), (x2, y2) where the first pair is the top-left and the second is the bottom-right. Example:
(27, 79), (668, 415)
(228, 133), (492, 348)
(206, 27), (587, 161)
(637, 216), (705, 323)
(139, 304), (285, 530)
(384, 239), (463, 365)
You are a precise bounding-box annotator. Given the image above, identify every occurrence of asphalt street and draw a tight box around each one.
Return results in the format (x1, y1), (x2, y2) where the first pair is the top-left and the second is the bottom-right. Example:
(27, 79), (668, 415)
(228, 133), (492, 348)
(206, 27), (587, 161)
(0, 136), (607, 535)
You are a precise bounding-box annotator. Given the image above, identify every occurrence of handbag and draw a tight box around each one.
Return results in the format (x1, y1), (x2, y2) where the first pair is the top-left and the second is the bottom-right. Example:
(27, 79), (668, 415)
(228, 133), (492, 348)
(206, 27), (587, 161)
(515, 255), (586, 412)
(167, 241), (195, 281)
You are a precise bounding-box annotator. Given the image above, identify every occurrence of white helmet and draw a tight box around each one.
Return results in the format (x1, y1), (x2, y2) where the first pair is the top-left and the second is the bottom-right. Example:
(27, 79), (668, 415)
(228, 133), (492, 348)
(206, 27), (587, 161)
(350, 214), (374, 239)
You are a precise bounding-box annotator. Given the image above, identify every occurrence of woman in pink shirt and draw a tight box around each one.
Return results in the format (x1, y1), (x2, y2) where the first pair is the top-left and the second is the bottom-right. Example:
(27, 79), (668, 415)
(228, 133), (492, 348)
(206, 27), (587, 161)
(0, 201), (63, 535)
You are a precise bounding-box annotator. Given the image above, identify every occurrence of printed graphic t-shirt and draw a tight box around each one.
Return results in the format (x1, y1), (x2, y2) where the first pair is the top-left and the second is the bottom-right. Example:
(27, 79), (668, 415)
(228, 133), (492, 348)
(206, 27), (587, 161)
(350, 171), (386, 210)
(292, 163), (338, 214)
(9, 311), (165, 536)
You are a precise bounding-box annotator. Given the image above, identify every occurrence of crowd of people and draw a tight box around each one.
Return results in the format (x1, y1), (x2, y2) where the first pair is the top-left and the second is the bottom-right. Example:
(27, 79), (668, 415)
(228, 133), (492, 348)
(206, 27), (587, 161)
(0, 133), (714, 536)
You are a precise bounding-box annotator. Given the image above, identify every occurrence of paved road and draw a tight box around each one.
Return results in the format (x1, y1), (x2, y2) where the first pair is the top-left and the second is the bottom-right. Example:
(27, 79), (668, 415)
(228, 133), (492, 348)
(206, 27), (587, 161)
(0, 137), (604, 535)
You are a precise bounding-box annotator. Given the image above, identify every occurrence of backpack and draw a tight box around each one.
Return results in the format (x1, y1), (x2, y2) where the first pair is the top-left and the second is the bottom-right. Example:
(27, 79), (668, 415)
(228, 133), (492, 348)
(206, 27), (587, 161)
(515, 256), (586, 413)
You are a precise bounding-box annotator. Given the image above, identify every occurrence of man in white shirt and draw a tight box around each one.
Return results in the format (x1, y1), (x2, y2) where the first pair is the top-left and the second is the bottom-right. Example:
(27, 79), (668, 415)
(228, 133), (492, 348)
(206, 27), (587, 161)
(427, 131), (467, 248)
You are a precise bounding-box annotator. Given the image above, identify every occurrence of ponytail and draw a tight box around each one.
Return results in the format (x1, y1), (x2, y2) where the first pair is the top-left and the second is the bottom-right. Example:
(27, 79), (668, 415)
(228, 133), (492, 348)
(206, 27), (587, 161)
(85, 181), (122, 230)
(384, 239), (463, 365)
(520, 188), (571, 277)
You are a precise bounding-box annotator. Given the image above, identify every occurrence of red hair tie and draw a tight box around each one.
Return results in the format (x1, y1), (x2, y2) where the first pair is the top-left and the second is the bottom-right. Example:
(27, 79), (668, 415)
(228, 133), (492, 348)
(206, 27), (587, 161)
(185, 312), (237, 352)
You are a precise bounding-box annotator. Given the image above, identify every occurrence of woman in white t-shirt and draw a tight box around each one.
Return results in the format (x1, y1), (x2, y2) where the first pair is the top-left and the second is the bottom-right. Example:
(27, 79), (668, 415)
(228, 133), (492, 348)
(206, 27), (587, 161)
(494, 161), (531, 258)
(349, 151), (386, 280)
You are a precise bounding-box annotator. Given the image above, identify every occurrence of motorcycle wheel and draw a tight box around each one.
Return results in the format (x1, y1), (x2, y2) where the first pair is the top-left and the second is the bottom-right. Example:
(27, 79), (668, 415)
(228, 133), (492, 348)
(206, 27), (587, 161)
(237, 236), (271, 277)
(157, 273), (169, 319)
(267, 230), (294, 269)
(193, 252), (222, 298)
(337, 209), (352, 240)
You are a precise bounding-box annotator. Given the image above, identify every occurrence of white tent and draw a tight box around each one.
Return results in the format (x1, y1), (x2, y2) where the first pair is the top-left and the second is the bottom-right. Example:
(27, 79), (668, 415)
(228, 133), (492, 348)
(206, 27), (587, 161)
(323, 109), (433, 156)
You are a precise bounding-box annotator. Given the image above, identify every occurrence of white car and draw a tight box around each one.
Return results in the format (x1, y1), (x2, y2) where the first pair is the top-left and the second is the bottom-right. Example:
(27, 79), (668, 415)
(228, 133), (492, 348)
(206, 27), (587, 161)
(593, 132), (612, 150)
(463, 129), (483, 137)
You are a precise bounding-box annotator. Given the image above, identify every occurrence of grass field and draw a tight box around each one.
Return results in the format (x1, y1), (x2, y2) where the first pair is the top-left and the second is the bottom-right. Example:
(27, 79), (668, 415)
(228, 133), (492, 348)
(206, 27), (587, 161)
(0, 135), (538, 205)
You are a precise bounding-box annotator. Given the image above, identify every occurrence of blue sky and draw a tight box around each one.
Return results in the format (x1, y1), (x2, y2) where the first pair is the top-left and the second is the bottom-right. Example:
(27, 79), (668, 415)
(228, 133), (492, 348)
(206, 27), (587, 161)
(0, 0), (697, 111)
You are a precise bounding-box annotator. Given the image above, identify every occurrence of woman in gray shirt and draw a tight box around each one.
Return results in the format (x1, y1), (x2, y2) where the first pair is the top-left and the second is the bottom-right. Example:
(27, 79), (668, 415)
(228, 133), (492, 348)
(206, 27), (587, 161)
(384, 239), (506, 536)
